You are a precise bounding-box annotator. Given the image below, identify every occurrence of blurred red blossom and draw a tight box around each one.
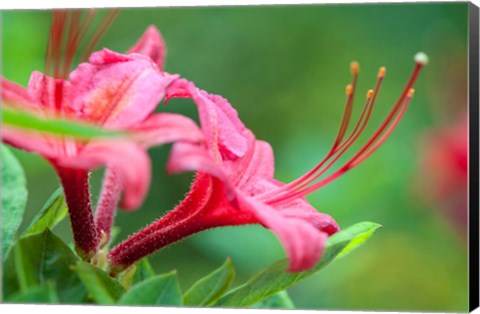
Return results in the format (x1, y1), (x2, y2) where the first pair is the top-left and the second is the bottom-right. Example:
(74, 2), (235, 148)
(419, 113), (468, 237)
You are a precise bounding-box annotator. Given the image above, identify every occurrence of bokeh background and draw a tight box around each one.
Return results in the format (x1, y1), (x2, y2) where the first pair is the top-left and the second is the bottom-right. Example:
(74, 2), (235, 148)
(1, 3), (469, 311)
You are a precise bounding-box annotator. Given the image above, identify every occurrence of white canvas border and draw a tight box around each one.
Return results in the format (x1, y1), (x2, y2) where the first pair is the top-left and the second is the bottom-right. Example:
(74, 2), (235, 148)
(0, 1), (477, 314)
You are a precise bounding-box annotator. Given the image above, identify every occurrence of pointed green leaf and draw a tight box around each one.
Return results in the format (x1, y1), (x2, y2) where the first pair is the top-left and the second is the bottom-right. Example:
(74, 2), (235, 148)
(183, 257), (235, 306)
(72, 261), (125, 304)
(7, 282), (59, 304)
(131, 258), (156, 285)
(336, 221), (383, 258)
(2, 229), (85, 303)
(1, 144), (28, 258)
(22, 188), (67, 237)
(119, 271), (182, 306)
(216, 222), (382, 307)
(252, 291), (295, 309)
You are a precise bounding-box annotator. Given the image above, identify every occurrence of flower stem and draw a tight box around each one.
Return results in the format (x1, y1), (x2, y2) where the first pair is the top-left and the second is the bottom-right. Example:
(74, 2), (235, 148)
(107, 175), (257, 276)
(107, 202), (204, 276)
(95, 168), (122, 244)
(56, 166), (99, 260)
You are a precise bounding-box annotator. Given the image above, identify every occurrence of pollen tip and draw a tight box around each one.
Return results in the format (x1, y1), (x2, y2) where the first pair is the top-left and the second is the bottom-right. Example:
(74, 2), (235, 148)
(378, 66), (386, 79)
(346, 84), (353, 96)
(366, 89), (374, 100)
(407, 88), (415, 97)
(414, 52), (429, 65)
(350, 61), (360, 75)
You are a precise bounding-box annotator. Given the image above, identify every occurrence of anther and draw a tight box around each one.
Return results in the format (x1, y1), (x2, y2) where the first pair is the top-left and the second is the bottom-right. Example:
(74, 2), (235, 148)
(350, 61), (360, 75)
(346, 84), (353, 96)
(366, 89), (374, 99)
(407, 88), (415, 98)
(378, 66), (386, 79)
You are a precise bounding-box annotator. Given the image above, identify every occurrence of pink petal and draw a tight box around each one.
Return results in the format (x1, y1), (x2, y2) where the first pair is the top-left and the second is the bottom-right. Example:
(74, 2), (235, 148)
(167, 142), (230, 189)
(190, 87), (248, 159)
(164, 78), (192, 102)
(165, 81), (249, 159)
(1, 76), (72, 159)
(89, 48), (133, 64)
(251, 178), (340, 235)
(26, 71), (76, 116)
(127, 25), (166, 70)
(237, 192), (328, 272)
(1, 127), (58, 158)
(56, 141), (151, 211)
(129, 113), (203, 147)
(70, 49), (177, 129)
(227, 135), (275, 190)
(1, 77), (39, 110)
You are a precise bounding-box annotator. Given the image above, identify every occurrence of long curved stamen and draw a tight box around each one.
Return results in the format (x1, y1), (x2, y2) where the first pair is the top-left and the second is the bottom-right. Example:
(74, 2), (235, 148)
(258, 64), (384, 202)
(62, 11), (89, 79)
(257, 62), (362, 201)
(348, 89), (415, 168)
(285, 89), (377, 195)
(332, 61), (360, 151)
(45, 11), (68, 79)
(45, 9), (117, 80)
(79, 10), (119, 62)
(336, 67), (385, 152)
(263, 54), (427, 205)
(286, 67), (385, 194)
(286, 88), (415, 199)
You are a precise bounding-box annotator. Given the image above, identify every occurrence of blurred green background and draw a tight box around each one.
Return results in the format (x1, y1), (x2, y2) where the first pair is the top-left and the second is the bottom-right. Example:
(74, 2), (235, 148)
(1, 3), (469, 311)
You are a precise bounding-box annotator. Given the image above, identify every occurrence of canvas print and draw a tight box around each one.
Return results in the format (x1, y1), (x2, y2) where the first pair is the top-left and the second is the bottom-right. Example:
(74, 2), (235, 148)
(0, 2), (475, 312)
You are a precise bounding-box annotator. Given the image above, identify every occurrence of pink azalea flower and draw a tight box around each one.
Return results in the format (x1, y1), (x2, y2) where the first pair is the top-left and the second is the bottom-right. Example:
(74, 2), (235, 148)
(1, 12), (202, 259)
(108, 53), (428, 274)
(419, 113), (468, 237)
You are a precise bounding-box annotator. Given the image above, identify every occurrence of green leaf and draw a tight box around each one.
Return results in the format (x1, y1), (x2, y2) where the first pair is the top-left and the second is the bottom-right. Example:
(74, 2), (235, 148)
(183, 257), (235, 306)
(119, 271), (183, 306)
(1, 106), (123, 140)
(22, 188), (67, 237)
(2, 229), (86, 303)
(72, 261), (125, 305)
(336, 222), (383, 258)
(1, 144), (28, 258)
(7, 282), (59, 304)
(216, 222), (382, 307)
(131, 258), (156, 285)
(251, 291), (295, 309)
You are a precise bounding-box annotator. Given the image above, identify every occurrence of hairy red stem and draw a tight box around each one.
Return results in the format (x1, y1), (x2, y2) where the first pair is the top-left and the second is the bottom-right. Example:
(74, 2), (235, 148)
(56, 166), (99, 260)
